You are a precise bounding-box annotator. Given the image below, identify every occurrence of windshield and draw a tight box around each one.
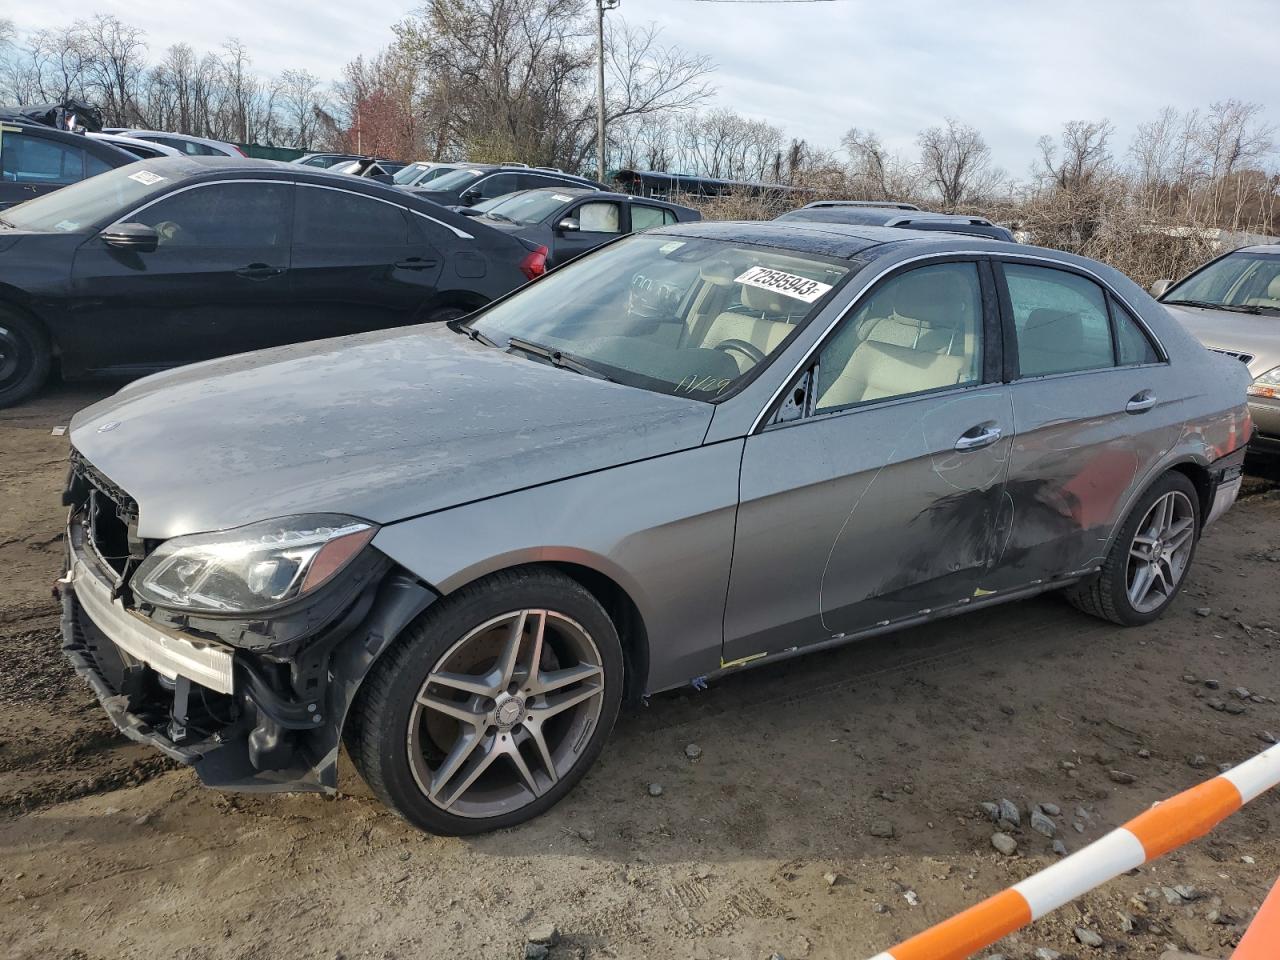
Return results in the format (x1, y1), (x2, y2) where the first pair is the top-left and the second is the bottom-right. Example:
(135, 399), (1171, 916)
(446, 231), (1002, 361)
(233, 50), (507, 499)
(0, 163), (165, 232)
(420, 168), (484, 192)
(471, 233), (850, 402)
(1165, 252), (1280, 315)
(480, 190), (576, 225)
(393, 163), (429, 184)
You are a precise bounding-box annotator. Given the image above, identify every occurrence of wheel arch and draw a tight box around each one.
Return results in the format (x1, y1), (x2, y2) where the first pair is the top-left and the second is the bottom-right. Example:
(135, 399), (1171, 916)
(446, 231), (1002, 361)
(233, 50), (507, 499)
(0, 291), (56, 354)
(1167, 459), (1213, 526)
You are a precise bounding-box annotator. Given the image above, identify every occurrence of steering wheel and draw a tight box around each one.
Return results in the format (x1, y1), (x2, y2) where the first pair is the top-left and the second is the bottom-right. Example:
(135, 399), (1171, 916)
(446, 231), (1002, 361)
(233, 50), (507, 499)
(713, 338), (767, 367)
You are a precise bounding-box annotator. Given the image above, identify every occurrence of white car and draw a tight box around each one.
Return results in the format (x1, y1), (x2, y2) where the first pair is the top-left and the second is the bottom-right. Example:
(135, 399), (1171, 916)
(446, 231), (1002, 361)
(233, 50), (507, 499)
(103, 129), (244, 158)
(87, 132), (183, 161)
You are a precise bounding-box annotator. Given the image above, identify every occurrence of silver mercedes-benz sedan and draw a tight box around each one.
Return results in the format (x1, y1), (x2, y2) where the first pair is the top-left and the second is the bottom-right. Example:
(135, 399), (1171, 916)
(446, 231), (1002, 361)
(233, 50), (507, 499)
(1152, 245), (1280, 452)
(60, 222), (1251, 834)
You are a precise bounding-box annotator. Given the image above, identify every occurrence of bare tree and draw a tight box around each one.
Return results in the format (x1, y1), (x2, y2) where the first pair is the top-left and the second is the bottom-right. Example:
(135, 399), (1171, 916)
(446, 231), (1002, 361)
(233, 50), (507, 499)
(916, 118), (1000, 209)
(77, 15), (147, 125)
(1036, 119), (1114, 190)
(1197, 98), (1274, 179)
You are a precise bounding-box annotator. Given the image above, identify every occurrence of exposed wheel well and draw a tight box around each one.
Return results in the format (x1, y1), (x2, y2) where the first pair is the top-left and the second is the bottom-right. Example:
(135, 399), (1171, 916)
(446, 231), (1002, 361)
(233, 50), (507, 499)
(424, 291), (490, 321)
(1169, 461), (1212, 525)
(542, 561), (650, 703)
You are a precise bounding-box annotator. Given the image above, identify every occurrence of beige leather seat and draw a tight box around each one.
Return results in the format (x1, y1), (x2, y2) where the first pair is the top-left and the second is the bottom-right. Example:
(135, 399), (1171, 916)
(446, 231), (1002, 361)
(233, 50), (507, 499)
(819, 341), (970, 407)
(1244, 274), (1280, 307)
(696, 285), (802, 371)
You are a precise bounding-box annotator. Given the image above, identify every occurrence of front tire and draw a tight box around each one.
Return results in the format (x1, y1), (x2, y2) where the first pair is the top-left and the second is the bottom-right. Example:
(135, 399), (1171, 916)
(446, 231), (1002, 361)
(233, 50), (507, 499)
(1067, 471), (1201, 625)
(0, 306), (52, 408)
(348, 568), (623, 835)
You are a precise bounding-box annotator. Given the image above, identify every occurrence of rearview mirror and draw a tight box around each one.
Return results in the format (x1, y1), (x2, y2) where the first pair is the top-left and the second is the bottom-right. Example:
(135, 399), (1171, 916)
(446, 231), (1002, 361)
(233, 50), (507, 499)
(1149, 278), (1172, 298)
(556, 217), (580, 233)
(101, 222), (159, 253)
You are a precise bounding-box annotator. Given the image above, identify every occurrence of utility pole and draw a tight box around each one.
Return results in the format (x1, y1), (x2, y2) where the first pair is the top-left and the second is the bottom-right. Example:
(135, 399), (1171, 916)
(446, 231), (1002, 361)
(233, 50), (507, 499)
(596, 0), (619, 183)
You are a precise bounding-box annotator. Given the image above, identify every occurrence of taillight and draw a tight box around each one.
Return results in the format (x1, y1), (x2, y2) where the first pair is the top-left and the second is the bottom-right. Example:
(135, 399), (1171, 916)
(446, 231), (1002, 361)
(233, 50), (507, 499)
(233, 144), (248, 156)
(519, 245), (548, 281)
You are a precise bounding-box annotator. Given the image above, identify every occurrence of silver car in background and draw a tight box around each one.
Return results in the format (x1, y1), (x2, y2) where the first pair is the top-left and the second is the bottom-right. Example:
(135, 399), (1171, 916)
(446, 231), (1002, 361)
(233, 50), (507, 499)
(1153, 245), (1280, 451)
(59, 222), (1251, 835)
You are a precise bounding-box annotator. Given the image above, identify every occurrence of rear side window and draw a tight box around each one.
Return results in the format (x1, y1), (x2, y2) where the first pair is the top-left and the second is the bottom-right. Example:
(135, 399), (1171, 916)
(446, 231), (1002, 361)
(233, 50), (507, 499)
(295, 186), (408, 245)
(1004, 264), (1114, 377)
(1112, 297), (1160, 365)
(631, 204), (676, 230)
(0, 134), (87, 185)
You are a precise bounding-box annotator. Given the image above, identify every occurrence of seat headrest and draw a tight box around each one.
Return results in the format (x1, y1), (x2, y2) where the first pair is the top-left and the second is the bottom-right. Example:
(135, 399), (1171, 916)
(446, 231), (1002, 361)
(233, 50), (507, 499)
(891, 270), (971, 326)
(741, 283), (791, 314)
(1023, 308), (1084, 349)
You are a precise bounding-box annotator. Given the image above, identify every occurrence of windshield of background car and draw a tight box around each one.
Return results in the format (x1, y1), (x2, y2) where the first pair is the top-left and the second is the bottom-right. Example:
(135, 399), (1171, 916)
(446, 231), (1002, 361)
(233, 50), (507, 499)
(393, 163), (429, 184)
(0, 163), (164, 232)
(471, 233), (850, 402)
(481, 190), (574, 224)
(1166, 252), (1280, 314)
(421, 168), (484, 192)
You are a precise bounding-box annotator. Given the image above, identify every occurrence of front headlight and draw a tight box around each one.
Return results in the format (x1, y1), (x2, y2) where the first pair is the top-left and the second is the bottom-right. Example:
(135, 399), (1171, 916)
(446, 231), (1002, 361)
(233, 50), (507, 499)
(1248, 366), (1280, 399)
(131, 515), (377, 614)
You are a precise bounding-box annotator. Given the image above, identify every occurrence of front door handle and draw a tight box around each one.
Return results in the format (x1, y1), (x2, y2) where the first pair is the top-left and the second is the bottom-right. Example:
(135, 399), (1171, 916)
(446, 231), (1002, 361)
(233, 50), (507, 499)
(235, 263), (284, 281)
(395, 257), (439, 270)
(1126, 391), (1157, 414)
(955, 423), (1003, 451)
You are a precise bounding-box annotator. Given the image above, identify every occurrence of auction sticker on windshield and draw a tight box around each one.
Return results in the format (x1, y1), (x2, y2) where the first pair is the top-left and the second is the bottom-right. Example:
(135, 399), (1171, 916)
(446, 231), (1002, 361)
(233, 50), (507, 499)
(128, 170), (165, 186)
(735, 266), (833, 303)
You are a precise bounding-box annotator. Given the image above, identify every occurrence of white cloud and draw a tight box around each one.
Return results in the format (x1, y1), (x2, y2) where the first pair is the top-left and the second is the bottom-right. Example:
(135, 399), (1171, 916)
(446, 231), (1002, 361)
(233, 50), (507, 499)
(13, 0), (1279, 174)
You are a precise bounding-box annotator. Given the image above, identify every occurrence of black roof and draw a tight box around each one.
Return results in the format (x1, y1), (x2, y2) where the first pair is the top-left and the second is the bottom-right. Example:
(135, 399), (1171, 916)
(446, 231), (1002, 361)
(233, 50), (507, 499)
(493, 186), (698, 213)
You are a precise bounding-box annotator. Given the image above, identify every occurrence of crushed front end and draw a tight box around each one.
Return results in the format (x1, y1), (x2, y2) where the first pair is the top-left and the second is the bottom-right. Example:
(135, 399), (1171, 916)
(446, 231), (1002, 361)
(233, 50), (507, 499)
(57, 451), (432, 793)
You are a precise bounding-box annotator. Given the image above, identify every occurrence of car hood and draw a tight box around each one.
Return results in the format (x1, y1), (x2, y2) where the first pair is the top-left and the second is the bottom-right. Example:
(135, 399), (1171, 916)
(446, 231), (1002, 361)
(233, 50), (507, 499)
(1163, 302), (1280, 378)
(69, 324), (715, 540)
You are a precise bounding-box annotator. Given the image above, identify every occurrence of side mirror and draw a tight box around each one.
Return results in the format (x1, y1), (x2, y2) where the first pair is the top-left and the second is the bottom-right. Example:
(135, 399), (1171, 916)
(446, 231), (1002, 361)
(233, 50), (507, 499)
(101, 222), (159, 253)
(556, 217), (580, 233)
(460, 189), (481, 205)
(1149, 278), (1173, 299)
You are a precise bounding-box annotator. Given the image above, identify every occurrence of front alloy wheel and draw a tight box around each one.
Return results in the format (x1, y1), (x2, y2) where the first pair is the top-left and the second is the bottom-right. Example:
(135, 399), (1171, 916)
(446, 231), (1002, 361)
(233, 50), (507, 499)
(348, 568), (623, 835)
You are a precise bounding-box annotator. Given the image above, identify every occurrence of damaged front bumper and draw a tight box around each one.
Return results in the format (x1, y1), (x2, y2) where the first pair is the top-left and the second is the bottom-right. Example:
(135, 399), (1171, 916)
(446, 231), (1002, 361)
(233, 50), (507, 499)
(58, 512), (434, 795)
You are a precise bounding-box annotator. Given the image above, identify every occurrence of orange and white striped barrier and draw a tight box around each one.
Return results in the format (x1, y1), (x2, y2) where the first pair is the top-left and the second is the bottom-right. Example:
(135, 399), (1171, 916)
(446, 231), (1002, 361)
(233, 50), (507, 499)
(866, 743), (1280, 960)
(1233, 874), (1280, 959)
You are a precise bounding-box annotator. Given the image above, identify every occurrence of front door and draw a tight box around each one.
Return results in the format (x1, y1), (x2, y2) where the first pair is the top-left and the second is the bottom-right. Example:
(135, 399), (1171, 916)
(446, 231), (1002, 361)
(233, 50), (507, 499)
(549, 199), (625, 267)
(722, 259), (1014, 664)
(68, 179), (294, 373)
(289, 184), (444, 339)
(985, 259), (1184, 589)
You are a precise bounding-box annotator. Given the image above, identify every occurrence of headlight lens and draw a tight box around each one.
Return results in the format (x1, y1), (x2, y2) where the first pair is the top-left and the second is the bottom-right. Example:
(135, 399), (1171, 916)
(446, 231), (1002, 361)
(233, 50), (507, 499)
(131, 515), (377, 613)
(1249, 366), (1280, 399)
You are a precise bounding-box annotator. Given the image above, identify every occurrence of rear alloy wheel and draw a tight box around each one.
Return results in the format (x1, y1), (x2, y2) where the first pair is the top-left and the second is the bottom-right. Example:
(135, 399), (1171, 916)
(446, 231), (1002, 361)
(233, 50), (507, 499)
(349, 569), (623, 834)
(1067, 471), (1201, 625)
(0, 307), (52, 409)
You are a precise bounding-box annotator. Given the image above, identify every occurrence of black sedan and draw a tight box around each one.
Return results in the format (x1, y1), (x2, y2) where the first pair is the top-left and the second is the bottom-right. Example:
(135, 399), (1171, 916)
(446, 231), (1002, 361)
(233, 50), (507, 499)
(462, 188), (700, 267)
(0, 120), (135, 209)
(0, 156), (544, 406)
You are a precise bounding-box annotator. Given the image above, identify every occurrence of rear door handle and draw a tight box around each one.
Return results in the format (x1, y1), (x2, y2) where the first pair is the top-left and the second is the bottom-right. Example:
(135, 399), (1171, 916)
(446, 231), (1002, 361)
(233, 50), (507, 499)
(235, 263), (284, 281)
(1126, 391), (1157, 414)
(955, 423), (1003, 451)
(395, 257), (439, 270)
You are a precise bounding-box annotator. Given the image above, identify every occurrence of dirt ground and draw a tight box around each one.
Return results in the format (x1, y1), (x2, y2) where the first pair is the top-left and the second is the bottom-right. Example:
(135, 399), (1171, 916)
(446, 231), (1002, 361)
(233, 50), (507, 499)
(2, 383), (1279, 960)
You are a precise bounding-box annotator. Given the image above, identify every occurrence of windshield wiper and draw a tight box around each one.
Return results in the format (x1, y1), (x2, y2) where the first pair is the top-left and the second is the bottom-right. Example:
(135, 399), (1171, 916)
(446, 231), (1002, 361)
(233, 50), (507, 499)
(505, 336), (617, 382)
(447, 318), (497, 347)
(1163, 297), (1266, 314)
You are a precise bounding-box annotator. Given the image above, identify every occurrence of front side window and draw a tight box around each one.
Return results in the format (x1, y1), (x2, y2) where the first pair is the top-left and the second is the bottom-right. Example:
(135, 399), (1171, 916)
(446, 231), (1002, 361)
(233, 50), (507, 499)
(0, 134), (86, 185)
(470, 233), (850, 402)
(475, 173), (520, 200)
(1, 163), (165, 232)
(1004, 263), (1114, 377)
(132, 181), (290, 248)
(295, 186), (407, 245)
(1165, 252), (1280, 315)
(576, 201), (622, 233)
(815, 261), (984, 411)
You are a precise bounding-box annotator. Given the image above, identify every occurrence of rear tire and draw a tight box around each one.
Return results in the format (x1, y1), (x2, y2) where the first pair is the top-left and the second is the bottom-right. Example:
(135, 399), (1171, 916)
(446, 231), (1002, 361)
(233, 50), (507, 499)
(347, 568), (623, 835)
(424, 305), (471, 324)
(1066, 471), (1201, 625)
(0, 306), (51, 408)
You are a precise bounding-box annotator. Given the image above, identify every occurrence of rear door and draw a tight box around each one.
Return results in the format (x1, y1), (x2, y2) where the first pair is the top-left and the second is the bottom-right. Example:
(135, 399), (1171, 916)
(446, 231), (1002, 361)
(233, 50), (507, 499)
(68, 178), (295, 371)
(289, 183), (444, 339)
(988, 258), (1180, 589)
(0, 126), (104, 208)
(722, 258), (1014, 663)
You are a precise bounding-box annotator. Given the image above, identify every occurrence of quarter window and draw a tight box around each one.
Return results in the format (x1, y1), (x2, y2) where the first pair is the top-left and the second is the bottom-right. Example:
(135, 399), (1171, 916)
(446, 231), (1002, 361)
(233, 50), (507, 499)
(295, 187), (408, 245)
(1004, 263), (1113, 377)
(815, 261), (984, 411)
(131, 182), (291, 248)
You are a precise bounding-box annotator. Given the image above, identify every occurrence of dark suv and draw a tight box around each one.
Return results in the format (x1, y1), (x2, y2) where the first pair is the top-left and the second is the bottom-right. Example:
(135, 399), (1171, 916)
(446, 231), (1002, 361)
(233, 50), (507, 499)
(409, 164), (608, 208)
(776, 202), (1014, 241)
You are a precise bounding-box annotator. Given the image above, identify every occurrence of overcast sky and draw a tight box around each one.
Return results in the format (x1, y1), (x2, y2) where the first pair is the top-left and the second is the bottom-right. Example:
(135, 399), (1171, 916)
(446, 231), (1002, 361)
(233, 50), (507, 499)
(15, 0), (1279, 174)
